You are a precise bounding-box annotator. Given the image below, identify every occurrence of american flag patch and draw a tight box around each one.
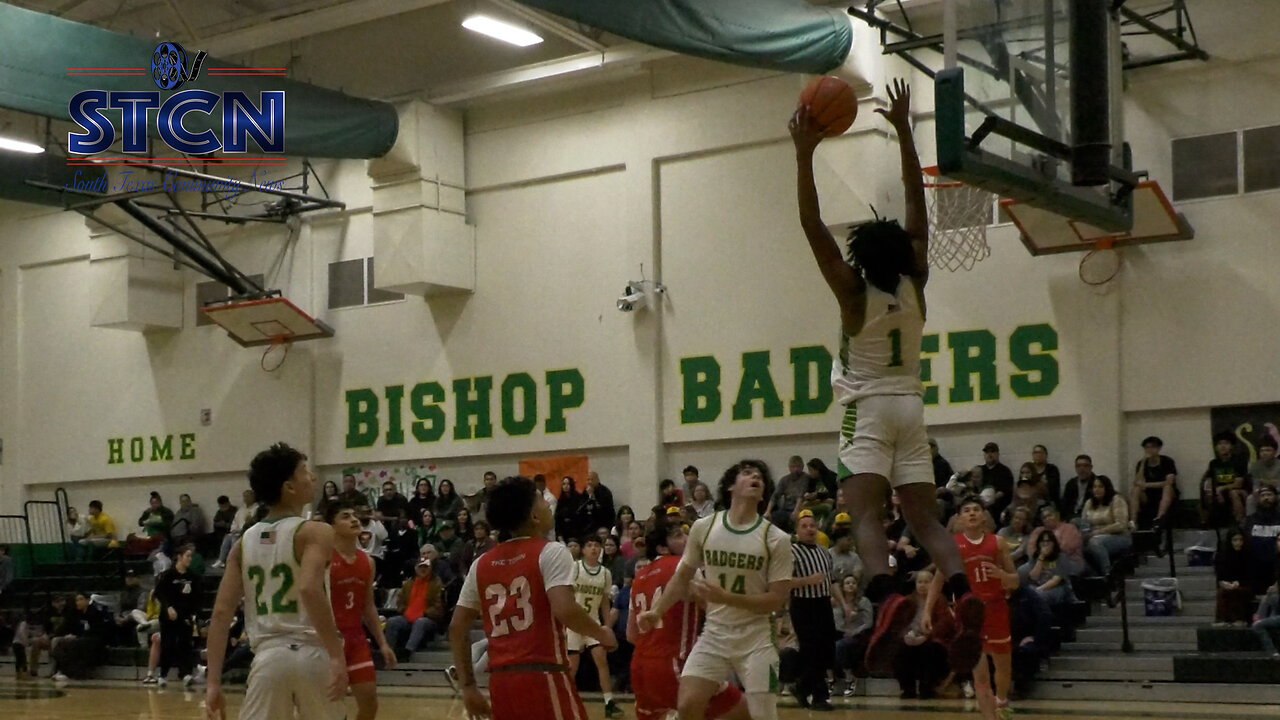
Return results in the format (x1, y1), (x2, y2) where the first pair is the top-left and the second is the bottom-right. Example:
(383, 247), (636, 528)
(259, 530), (276, 545)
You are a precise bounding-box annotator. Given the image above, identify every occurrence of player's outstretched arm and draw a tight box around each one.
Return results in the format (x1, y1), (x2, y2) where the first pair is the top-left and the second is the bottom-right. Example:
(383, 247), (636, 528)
(790, 107), (863, 305)
(296, 522), (348, 701)
(875, 78), (928, 282)
(205, 542), (244, 720)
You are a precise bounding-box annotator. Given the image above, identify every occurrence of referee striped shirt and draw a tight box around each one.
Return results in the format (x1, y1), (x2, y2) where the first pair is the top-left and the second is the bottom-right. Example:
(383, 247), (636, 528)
(790, 541), (834, 599)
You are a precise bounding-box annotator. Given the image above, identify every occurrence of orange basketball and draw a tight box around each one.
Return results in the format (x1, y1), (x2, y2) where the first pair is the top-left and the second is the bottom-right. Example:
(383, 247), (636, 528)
(799, 76), (857, 137)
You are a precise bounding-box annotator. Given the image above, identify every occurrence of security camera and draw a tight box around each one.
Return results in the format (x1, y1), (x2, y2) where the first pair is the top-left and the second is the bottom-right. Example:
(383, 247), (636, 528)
(617, 284), (647, 312)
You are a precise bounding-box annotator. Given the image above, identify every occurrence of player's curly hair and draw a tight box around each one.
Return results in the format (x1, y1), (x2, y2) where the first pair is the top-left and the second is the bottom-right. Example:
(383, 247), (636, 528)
(486, 476), (538, 536)
(248, 442), (307, 506)
(644, 518), (684, 561)
(716, 459), (774, 515)
(846, 219), (916, 294)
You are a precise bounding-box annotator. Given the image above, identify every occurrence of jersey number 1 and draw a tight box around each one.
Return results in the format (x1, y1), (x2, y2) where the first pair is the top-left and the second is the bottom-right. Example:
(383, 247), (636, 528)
(887, 328), (904, 367)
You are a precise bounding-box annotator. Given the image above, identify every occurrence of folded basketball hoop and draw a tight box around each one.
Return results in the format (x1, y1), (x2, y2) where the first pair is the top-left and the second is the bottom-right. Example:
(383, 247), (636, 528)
(201, 296), (333, 348)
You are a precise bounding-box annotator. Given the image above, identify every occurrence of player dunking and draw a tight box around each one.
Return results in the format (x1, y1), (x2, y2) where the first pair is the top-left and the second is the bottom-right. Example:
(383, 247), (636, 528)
(567, 537), (623, 718)
(628, 521), (750, 720)
(926, 497), (1018, 720)
(327, 500), (397, 720)
(638, 460), (792, 720)
(205, 443), (347, 720)
(449, 476), (618, 720)
(790, 79), (983, 674)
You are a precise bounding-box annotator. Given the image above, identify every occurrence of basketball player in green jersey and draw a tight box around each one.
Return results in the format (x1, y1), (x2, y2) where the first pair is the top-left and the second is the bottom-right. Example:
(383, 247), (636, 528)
(790, 79), (983, 674)
(205, 443), (347, 720)
(637, 460), (792, 720)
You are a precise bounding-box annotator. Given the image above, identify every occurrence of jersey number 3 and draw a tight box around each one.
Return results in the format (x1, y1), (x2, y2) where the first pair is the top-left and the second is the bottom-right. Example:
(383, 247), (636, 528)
(485, 576), (534, 637)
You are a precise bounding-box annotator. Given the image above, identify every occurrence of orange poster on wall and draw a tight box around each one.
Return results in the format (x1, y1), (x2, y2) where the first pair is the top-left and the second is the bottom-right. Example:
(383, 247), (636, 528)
(518, 456), (590, 498)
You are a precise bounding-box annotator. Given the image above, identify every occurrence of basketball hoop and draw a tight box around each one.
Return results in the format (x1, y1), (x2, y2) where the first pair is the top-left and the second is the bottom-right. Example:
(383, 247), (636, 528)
(261, 337), (290, 372)
(923, 167), (992, 272)
(1078, 238), (1122, 287)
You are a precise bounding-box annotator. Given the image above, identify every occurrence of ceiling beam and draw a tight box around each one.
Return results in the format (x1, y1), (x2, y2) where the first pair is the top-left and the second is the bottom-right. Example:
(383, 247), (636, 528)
(202, 0), (454, 56)
(487, 0), (607, 53)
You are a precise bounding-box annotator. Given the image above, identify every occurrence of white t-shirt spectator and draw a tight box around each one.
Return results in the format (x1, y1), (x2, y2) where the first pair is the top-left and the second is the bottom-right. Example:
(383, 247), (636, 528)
(359, 519), (389, 558)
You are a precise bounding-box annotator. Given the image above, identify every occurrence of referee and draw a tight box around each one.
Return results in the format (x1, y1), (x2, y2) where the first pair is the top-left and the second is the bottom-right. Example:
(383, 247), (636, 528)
(789, 509), (844, 711)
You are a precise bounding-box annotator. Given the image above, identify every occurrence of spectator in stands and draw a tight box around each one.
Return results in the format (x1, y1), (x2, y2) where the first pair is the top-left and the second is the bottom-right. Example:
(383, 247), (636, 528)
(25, 596), (72, 679)
(417, 509), (441, 547)
(797, 458), (838, 527)
(832, 574), (873, 696)
(1019, 530), (1077, 609)
(65, 507), (87, 557)
(1130, 436), (1179, 531)
(407, 478), (435, 522)
(602, 536), (625, 587)
(1215, 530), (1254, 626)
(338, 474), (365, 506)
(581, 471), (617, 533)
(0, 545), (12, 598)
(467, 471), (498, 518)
(455, 508), (475, 540)
(1008, 584), (1054, 693)
(1028, 505), (1085, 575)
(136, 492), (175, 545)
(459, 520), (494, 575)
(154, 544), (201, 686)
(1201, 431), (1251, 526)
(611, 506), (636, 540)
(385, 556), (445, 660)
(1253, 543), (1280, 655)
(624, 535), (647, 582)
(566, 539), (582, 562)
(1002, 464), (1048, 527)
(113, 569), (150, 646)
(555, 476), (584, 542)
(1060, 455), (1097, 521)
(775, 611), (801, 694)
(929, 438), (954, 489)
(80, 500), (117, 560)
(674, 465), (696, 505)
(829, 527), (864, 587)
(356, 499), (388, 579)
(170, 493), (206, 546)
(686, 482), (716, 519)
(1080, 476), (1132, 577)
(211, 496), (237, 547)
(658, 479), (682, 511)
(213, 489), (258, 569)
(1249, 436), (1280, 516)
(13, 611), (45, 680)
(384, 512), (420, 588)
(377, 479), (410, 522)
(1030, 445), (1062, 510)
(53, 593), (114, 680)
(978, 442), (1015, 517)
(418, 542), (456, 590)
(894, 569), (951, 699)
(619, 520), (643, 559)
(316, 480), (340, 520)
(1246, 485), (1280, 594)
(998, 507), (1034, 566)
(432, 521), (464, 575)
(768, 456), (808, 533)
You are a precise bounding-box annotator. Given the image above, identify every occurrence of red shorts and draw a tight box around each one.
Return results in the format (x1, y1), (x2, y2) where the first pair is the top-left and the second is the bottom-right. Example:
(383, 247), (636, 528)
(490, 670), (588, 720)
(342, 631), (376, 685)
(631, 656), (742, 720)
(981, 598), (1012, 655)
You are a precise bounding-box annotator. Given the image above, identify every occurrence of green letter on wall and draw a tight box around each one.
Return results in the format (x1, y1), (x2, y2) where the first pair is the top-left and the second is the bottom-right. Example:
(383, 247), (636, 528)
(1009, 323), (1059, 398)
(453, 377), (494, 440)
(501, 373), (539, 436)
(920, 334), (940, 406)
(545, 369), (585, 434)
(789, 345), (833, 416)
(409, 382), (446, 443)
(732, 351), (784, 421)
(345, 389), (379, 448)
(150, 436), (173, 462)
(384, 385), (405, 446)
(179, 433), (195, 460)
(108, 438), (124, 465)
(680, 356), (721, 424)
(948, 330), (999, 403)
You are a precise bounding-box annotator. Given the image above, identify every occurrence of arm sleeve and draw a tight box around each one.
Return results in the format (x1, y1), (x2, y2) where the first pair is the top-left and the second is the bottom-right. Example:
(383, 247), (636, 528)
(456, 561), (481, 610)
(677, 516), (713, 574)
(540, 543), (576, 590)
(766, 526), (794, 583)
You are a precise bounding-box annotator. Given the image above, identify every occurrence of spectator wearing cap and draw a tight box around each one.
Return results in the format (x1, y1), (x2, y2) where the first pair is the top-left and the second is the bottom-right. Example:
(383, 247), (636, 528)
(1249, 436), (1280, 516)
(1030, 445), (1063, 509)
(1201, 431), (1251, 526)
(1059, 455), (1098, 522)
(1131, 436), (1179, 530)
(385, 555), (444, 659)
(795, 509), (830, 548)
(768, 455), (808, 533)
(978, 442), (1015, 518)
(1245, 484), (1280, 594)
(113, 569), (151, 647)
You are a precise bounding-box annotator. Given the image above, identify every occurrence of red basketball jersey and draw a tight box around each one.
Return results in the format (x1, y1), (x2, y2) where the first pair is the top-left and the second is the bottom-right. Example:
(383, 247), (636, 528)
(330, 548), (371, 635)
(955, 532), (1005, 602)
(630, 555), (699, 663)
(476, 537), (569, 670)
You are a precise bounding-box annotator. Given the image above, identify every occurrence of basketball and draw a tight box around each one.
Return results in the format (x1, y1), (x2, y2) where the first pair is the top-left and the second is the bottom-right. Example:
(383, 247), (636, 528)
(799, 76), (857, 137)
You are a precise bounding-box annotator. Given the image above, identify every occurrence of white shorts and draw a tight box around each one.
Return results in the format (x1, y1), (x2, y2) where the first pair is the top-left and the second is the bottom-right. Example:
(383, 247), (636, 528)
(836, 394), (932, 489)
(241, 642), (345, 720)
(681, 636), (779, 695)
(566, 628), (600, 653)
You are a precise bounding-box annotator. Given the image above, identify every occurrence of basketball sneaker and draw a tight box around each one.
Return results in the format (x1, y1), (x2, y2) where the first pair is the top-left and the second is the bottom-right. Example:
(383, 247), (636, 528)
(948, 593), (985, 673)
(864, 593), (917, 677)
(604, 699), (623, 718)
(996, 699), (1013, 720)
(443, 665), (460, 694)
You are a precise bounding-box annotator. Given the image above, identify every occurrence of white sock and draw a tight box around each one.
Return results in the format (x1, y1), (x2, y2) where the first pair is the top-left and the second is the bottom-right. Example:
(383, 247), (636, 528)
(603, 693), (614, 703)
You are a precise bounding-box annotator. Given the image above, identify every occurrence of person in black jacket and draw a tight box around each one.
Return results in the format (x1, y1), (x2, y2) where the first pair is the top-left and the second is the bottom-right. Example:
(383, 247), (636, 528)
(579, 472), (616, 535)
(1009, 585), (1054, 693)
(555, 476), (584, 541)
(155, 543), (201, 686)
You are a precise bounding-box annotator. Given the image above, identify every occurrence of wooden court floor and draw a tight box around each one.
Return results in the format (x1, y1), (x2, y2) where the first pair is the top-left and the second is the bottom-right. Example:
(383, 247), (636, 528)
(0, 680), (1275, 720)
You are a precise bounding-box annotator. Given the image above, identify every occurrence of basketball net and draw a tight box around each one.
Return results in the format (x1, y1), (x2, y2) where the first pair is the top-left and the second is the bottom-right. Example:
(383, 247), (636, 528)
(923, 168), (993, 272)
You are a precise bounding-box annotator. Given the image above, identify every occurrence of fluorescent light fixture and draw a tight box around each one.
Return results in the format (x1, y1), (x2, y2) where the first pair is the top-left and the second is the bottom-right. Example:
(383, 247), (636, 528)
(0, 135), (44, 154)
(462, 14), (543, 47)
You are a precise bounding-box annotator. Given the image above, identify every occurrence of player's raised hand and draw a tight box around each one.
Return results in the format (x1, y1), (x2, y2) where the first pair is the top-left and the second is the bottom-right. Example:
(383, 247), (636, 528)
(874, 77), (911, 129)
(205, 685), (226, 720)
(462, 685), (492, 720)
(789, 106), (823, 155)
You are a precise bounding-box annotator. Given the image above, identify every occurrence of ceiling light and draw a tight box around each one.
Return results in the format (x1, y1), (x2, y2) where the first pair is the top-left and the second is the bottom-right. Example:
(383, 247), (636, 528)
(462, 15), (543, 47)
(0, 135), (44, 154)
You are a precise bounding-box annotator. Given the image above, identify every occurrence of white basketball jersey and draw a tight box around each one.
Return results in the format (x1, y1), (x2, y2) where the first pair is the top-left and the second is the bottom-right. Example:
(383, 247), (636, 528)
(684, 512), (792, 650)
(832, 274), (924, 404)
(240, 515), (322, 648)
(572, 560), (612, 622)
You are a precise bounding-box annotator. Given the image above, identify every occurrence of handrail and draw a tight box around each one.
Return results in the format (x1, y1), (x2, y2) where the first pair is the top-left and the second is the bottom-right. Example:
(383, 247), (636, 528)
(24, 499), (68, 560)
(0, 513), (35, 576)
